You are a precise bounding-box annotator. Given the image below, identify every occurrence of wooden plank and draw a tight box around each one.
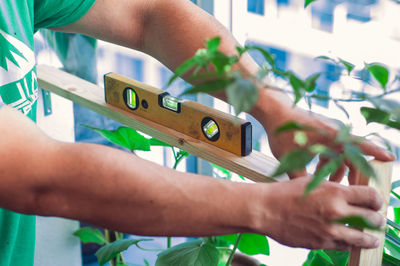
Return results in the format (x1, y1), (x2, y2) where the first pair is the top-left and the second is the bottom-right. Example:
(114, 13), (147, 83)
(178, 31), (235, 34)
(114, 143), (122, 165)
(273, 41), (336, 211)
(349, 161), (393, 266)
(37, 65), (287, 183)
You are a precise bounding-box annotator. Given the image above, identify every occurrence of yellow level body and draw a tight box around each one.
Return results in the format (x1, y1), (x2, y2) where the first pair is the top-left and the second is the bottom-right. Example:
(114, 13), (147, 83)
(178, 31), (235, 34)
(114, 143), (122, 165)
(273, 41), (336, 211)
(104, 73), (252, 156)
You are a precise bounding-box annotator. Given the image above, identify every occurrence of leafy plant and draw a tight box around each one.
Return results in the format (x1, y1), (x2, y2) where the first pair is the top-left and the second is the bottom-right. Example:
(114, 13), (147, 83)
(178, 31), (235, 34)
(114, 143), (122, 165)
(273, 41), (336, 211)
(165, 29), (399, 264)
(74, 126), (187, 266)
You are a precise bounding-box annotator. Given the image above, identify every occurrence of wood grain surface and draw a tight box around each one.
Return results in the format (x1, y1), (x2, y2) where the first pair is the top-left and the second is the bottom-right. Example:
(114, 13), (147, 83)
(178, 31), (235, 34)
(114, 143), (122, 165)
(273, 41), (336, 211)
(37, 65), (287, 183)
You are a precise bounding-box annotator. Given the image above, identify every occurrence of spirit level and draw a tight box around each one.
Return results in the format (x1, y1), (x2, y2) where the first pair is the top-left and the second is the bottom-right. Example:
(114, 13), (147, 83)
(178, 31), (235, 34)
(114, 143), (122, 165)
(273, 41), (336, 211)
(104, 73), (252, 156)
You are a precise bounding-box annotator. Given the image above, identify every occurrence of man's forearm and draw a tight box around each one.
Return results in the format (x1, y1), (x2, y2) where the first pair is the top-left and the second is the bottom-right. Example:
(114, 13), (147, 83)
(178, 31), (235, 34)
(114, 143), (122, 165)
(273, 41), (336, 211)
(0, 107), (260, 236)
(38, 141), (261, 236)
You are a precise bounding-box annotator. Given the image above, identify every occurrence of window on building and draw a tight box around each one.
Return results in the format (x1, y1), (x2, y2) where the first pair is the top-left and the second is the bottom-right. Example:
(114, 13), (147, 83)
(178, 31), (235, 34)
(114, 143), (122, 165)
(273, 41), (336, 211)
(115, 53), (144, 81)
(277, 0), (290, 7)
(248, 0), (265, 15)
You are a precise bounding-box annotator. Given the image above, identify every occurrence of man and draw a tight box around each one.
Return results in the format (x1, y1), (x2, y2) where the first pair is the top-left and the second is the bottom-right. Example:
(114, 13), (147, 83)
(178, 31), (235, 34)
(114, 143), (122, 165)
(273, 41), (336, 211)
(0, 0), (395, 265)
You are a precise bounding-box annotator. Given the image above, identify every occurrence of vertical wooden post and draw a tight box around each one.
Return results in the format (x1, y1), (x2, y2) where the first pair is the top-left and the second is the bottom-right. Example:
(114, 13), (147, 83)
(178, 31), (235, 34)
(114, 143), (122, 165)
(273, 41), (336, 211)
(349, 161), (393, 266)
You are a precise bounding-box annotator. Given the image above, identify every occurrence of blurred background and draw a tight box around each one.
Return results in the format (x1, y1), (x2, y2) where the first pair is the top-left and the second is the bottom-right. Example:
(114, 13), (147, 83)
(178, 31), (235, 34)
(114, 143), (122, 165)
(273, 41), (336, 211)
(32, 0), (400, 265)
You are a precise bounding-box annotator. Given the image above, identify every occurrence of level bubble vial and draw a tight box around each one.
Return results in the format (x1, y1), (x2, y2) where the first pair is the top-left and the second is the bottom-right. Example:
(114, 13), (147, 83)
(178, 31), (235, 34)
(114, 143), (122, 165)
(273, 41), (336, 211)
(162, 95), (180, 112)
(203, 120), (219, 139)
(124, 87), (138, 110)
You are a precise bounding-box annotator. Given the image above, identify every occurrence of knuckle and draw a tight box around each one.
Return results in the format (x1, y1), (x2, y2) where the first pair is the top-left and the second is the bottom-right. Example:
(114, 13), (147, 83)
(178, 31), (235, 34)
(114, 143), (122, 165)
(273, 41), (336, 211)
(329, 184), (346, 198)
(324, 225), (338, 238)
(326, 205), (344, 219)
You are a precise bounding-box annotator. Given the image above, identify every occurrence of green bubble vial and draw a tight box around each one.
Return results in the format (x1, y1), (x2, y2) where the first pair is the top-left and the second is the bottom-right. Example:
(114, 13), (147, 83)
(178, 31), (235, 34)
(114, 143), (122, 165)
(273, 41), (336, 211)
(126, 89), (137, 109)
(203, 120), (219, 138)
(162, 95), (179, 111)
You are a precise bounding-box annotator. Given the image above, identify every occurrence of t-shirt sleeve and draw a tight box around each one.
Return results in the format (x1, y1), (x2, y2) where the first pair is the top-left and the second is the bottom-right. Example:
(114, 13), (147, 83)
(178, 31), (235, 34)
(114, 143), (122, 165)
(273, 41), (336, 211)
(34, 0), (97, 32)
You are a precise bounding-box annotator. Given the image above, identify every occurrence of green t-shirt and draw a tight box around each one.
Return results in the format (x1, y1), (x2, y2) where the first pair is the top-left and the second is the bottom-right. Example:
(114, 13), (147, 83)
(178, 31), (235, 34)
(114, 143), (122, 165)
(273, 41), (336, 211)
(0, 0), (96, 265)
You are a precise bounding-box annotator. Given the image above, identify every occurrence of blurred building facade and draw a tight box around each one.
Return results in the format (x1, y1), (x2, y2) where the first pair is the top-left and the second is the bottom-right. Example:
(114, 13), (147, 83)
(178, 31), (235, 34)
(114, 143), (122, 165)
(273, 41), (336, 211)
(32, 0), (400, 265)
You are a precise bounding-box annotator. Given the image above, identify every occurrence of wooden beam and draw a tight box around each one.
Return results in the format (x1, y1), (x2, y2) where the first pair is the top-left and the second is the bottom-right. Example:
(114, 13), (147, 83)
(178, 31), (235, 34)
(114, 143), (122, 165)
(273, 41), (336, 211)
(349, 161), (393, 266)
(37, 65), (287, 183)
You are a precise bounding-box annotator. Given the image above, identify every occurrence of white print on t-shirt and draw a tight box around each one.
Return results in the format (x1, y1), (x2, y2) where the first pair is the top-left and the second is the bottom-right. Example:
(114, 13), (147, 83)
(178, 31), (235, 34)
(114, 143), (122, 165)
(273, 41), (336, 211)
(0, 29), (38, 114)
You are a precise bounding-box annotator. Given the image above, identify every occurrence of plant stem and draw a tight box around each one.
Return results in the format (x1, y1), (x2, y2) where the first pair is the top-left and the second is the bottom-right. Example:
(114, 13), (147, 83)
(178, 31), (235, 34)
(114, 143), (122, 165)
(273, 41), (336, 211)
(225, 234), (242, 266)
(167, 237), (172, 249)
(172, 155), (185, 170)
(105, 229), (110, 243)
(114, 232), (126, 265)
(104, 230), (116, 266)
(166, 151), (185, 249)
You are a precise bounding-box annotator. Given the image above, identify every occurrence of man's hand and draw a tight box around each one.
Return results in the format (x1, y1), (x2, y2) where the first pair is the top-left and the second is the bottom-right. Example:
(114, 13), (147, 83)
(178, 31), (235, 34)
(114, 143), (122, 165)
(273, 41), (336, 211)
(257, 176), (385, 250)
(251, 89), (395, 181)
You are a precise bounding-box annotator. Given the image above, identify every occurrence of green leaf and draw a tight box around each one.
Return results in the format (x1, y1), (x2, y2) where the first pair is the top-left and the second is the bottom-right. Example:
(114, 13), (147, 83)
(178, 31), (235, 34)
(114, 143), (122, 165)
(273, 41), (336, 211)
(144, 259), (150, 266)
(182, 78), (233, 96)
(74, 227), (107, 245)
(304, 73), (321, 92)
(237, 234), (269, 256)
(155, 239), (219, 266)
(83, 126), (151, 151)
(176, 150), (189, 159)
(338, 58), (355, 75)
(303, 250), (349, 266)
(361, 107), (400, 130)
(275, 121), (312, 134)
(305, 155), (344, 196)
(365, 63), (390, 89)
(315, 250), (334, 265)
(96, 238), (150, 266)
(304, 0), (318, 8)
(149, 138), (172, 147)
(315, 55), (335, 62)
(168, 58), (198, 86)
(385, 231), (400, 260)
(368, 98), (400, 121)
(383, 252), (400, 266)
(244, 46), (275, 67)
(206, 37), (221, 53)
(333, 216), (381, 230)
(295, 131), (308, 146)
(216, 233), (269, 256)
(217, 234), (238, 246)
(335, 125), (352, 144)
(226, 78), (259, 114)
(343, 144), (376, 179)
(395, 208), (400, 225)
(309, 145), (338, 159)
(288, 72), (306, 104)
(272, 149), (316, 177)
(308, 144), (328, 154)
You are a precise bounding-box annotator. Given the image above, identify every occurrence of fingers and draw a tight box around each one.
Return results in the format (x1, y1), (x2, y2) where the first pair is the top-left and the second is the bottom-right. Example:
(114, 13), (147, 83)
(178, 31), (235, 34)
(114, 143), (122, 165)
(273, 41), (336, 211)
(345, 207), (386, 228)
(359, 141), (395, 162)
(347, 161), (359, 185)
(329, 163), (348, 183)
(330, 225), (380, 249)
(345, 186), (383, 211)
